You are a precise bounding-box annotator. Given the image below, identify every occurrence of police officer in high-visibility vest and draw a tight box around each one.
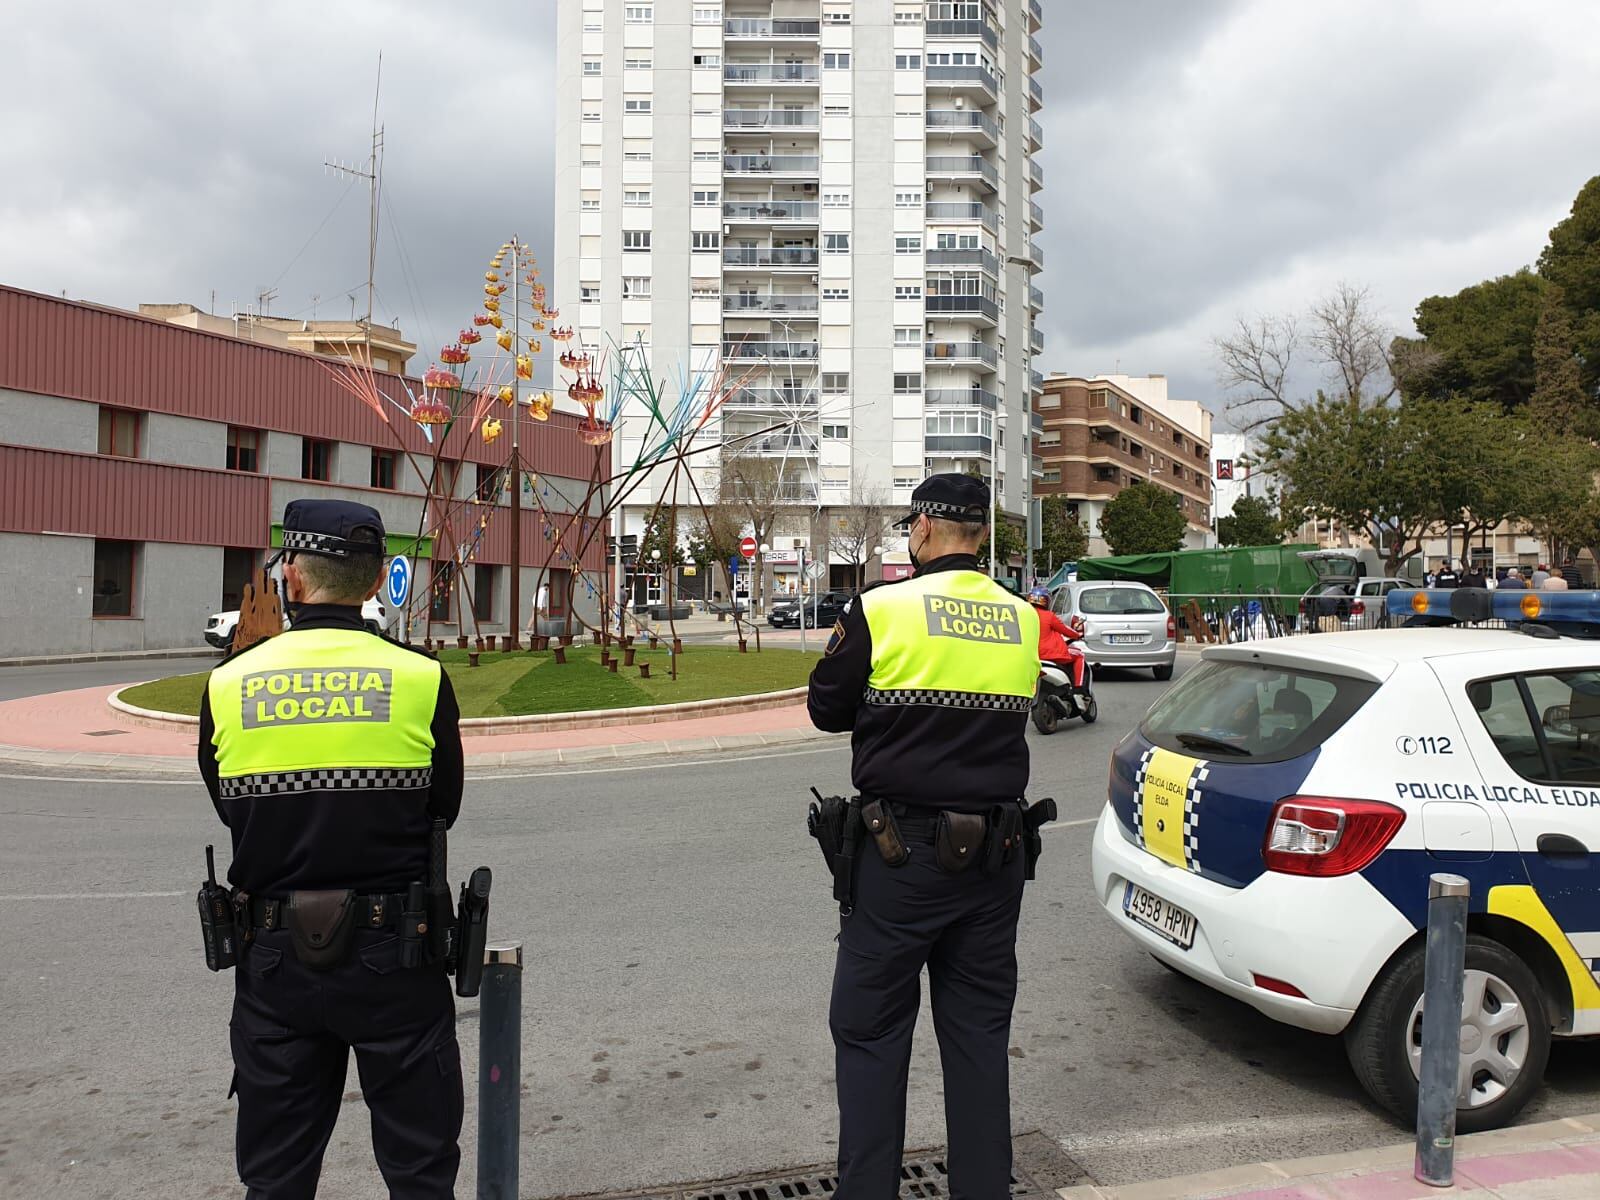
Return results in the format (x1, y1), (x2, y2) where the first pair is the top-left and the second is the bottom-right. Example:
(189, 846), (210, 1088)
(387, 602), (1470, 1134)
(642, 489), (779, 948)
(199, 499), (465, 1200)
(808, 473), (1044, 1200)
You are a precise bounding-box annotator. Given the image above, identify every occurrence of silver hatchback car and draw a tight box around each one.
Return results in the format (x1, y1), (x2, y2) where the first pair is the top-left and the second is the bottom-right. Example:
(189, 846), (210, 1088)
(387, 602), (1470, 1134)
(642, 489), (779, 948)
(1050, 581), (1176, 680)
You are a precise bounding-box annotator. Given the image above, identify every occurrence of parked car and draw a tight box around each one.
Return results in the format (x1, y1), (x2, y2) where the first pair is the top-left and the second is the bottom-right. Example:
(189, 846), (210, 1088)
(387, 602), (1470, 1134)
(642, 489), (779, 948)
(768, 591), (852, 629)
(1299, 577), (1411, 630)
(205, 597), (387, 650)
(1049, 581), (1176, 680)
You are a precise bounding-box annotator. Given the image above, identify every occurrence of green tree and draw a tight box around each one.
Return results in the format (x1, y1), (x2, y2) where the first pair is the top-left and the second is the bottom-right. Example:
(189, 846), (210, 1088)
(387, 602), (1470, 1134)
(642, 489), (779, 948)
(1537, 174), (1600, 401)
(977, 506), (1027, 575)
(1099, 481), (1188, 555)
(1392, 269), (1547, 409)
(1038, 495), (1088, 567)
(1529, 287), (1598, 437)
(1215, 494), (1287, 547)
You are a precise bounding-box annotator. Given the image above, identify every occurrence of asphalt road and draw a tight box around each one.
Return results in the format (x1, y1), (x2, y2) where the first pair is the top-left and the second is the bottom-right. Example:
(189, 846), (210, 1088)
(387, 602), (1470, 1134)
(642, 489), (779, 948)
(4, 662), (1600, 1199)
(0, 655), (218, 703)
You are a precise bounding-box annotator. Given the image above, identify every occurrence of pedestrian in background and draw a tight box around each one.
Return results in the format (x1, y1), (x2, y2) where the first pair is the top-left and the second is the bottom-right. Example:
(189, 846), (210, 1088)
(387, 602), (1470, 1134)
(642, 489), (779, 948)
(1543, 568), (1570, 591)
(1464, 564), (1487, 590)
(1531, 563), (1552, 589)
(1500, 567), (1527, 590)
(1434, 559), (1461, 588)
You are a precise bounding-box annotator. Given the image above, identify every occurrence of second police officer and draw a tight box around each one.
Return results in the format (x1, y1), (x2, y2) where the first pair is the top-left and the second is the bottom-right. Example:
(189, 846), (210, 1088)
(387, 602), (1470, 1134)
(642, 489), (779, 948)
(808, 473), (1049, 1200)
(199, 500), (466, 1200)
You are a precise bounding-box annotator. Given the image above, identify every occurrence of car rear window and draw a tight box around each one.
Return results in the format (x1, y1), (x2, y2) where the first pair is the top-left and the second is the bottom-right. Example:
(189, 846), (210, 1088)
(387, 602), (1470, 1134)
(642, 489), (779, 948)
(1078, 587), (1165, 615)
(1141, 659), (1379, 762)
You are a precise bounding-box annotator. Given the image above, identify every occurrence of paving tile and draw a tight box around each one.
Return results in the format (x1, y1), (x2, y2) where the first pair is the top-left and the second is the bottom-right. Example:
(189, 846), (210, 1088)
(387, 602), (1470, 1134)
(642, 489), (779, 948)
(1457, 1146), (1600, 1189)
(1317, 1166), (1483, 1198)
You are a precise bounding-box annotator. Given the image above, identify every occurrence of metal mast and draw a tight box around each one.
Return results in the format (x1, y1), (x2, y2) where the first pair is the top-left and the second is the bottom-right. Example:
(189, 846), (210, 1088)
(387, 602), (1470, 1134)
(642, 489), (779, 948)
(509, 235), (523, 648)
(325, 55), (385, 366)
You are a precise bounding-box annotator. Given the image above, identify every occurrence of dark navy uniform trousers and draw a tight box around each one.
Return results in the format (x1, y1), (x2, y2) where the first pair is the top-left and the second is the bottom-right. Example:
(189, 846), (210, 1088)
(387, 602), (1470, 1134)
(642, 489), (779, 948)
(830, 835), (1026, 1199)
(230, 927), (462, 1199)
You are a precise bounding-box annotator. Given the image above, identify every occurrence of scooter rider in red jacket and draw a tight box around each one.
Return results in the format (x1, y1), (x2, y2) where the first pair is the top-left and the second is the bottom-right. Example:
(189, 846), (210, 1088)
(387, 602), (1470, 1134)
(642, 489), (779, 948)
(1029, 588), (1086, 686)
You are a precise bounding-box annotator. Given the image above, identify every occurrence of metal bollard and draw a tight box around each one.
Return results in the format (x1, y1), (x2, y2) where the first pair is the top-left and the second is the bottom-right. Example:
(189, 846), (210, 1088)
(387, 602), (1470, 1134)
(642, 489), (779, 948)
(1415, 874), (1469, 1188)
(478, 942), (523, 1200)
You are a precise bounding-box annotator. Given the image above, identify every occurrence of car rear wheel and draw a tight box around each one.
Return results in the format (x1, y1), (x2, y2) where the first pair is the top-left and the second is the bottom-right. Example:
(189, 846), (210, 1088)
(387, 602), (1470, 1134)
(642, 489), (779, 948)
(1153, 663), (1173, 681)
(1344, 935), (1549, 1133)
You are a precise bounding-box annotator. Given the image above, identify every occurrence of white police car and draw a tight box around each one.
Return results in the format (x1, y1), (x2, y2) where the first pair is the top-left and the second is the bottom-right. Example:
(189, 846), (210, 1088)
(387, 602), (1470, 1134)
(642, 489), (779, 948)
(1092, 587), (1600, 1131)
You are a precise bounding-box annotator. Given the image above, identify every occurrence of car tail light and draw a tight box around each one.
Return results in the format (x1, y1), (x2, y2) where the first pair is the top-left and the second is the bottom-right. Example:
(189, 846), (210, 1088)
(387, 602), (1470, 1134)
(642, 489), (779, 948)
(1251, 973), (1307, 998)
(1166, 615), (1176, 640)
(1262, 796), (1405, 876)
(1351, 600), (1365, 617)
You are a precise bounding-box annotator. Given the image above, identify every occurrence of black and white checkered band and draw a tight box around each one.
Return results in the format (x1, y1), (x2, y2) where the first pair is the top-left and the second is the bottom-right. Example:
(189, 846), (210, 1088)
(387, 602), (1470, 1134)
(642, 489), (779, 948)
(864, 686), (1031, 712)
(281, 529), (353, 557)
(911, 500), (986, 522)
(218, 767), (433, 799)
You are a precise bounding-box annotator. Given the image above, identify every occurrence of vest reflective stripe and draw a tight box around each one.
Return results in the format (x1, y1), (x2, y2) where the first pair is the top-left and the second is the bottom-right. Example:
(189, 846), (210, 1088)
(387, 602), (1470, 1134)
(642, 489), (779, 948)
(208, 628), (440, 779)
(860, 571), (1040, 701)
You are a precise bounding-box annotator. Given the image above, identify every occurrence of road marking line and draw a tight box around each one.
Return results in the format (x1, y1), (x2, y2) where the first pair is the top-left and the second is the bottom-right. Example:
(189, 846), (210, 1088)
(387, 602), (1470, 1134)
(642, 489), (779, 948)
(0, 890), (187, 901)
(1041, 817), (1098, 834)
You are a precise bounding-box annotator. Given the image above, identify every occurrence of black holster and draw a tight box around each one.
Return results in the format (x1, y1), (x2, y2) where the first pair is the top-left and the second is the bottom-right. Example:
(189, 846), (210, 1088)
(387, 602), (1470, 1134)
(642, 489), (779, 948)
(286, 890), (359, 970)
(860, 798), (910, 867)
(981, 804), (1024, 876)
(806, 791), (865, 914)
(936, 811), (988, 873)
(1020, 797), (1058, 881)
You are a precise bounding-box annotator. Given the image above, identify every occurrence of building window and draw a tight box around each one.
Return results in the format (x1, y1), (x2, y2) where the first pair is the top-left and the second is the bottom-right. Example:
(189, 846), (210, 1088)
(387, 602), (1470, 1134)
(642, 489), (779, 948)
(824, 52), (851, 69)
(895, 191), (923, 207)
(92, 539), (136, 617)
(1042, 468), (1061, 484)
(691, 281), (721, 298)
(822, 287), (850, 301)
(895, 236), (922, 254)
(625, 5), (652, 23)
(222, 547), (257, 612)
(475, 463), (502, 503)
(894, 7), (922, 22)
(823, 7), (851, 22)
(822, 372), (850, 394)
(428, 562), (454, 623)
(624, 190), (651, 207)
(581, 197), (601, 211)
(370, 449), (397, 490)
(823, 191), (851, 207)
(822, 424), (849, 439)
(97, 407), (141, 458)
(824, 233), (851, 254)
(691, 231), (720, 250)
(1038, 392), (1061, 409)
(824, 101), (851, 115)
(582, 104), (601, 123)
(225, 426), (259, 472)
(692, 147), (719, 160)
(693, 5), (720, 22)
(692, 188), (719, 207)
(692, 53), (720, 69)
(583, 59), (602, 75)
(1037, 429), (1061, 447)
(625, 56), (652, 69)
(473, 564), (497, 622)
(623, 230), (652, 251)
(894, 326), (921, 345)
(580, 284), (601, 302)
(624, 97), (652, 114)
(622, 276), (652, 299)
(894, 372), (922, 393)
(301, 438), (333, 481)
(894, 284), (922, 299)
(1089, 388), (1110, 409)
(895, 54), (922, 70)
(624, 149), (651, 161)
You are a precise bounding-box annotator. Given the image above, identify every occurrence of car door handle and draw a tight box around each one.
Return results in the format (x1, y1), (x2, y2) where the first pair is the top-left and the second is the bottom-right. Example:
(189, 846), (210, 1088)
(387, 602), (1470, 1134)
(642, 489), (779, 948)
(1536, 833), (1590, 857)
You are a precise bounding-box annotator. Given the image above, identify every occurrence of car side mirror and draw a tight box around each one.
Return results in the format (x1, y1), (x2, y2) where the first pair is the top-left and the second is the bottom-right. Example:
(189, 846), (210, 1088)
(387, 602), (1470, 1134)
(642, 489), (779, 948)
(1543, 703), (1572, 733)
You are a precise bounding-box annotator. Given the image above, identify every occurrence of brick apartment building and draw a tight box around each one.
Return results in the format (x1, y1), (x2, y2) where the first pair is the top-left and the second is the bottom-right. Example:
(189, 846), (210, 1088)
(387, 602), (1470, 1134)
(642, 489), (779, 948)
(1034, 373), (1213, 555)
(0, 285), (605, 658)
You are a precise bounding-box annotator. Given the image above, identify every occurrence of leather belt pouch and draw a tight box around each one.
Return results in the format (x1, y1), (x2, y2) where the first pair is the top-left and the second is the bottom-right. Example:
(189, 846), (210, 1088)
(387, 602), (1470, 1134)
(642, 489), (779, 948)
(287, 889), (358, 970)
(861, 799), (910, 866)
(936, 811), (988, 873)
(985, 804), (1024, 874)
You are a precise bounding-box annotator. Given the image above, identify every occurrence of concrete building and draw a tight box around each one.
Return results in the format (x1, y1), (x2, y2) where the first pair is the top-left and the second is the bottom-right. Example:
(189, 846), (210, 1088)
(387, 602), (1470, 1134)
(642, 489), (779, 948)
(553, 0), (1046, 586)
(0, 285), (603, 658)
(1034, 373), (1213, 555)
(138, 303), (418, 375)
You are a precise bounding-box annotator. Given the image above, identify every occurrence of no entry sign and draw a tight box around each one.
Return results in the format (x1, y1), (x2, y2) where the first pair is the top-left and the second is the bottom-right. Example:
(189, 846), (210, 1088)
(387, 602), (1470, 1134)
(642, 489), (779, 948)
(740, 537), (758, 560)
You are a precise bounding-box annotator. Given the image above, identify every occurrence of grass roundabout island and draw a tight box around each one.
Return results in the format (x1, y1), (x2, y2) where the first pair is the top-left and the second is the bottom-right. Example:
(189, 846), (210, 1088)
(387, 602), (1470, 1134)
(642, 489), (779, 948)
(118, 643), (819, 719)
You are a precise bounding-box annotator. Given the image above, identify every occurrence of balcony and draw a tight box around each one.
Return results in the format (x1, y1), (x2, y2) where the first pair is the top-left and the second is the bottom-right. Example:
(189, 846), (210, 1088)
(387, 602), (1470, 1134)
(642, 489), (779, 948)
(1028, 117), (1043, 153)
(725, 108), (819, 129)
(926, 247), (1001, 277)
(926, 19), (999, 49)
(1028, 158), (1044, 192)
(723, 246), (819, 269)
(926, 434), (994, 456)
(927, 387), (1000, 412)
(725, 386), (818, 409)
(1028, 76), (1043, 112)
(1032, 370), (1045, 391)
(1029, 286), (1043, 312)
(724, 153), (820, 176)
(734, 431), (821, 456)
(925, 155), (998, 191)
(1029, 200), (1044, 230)
(723, 63), (820, 85)
(925, 64), (999, 100)
(1029, 0), (1042, 33)
(724, 199), (820, 223)
(1029, 242), (1045, 270)
(723, 339), (819, 361)
(1028, 35), (1043, 69)
(926, 341), (998, 369)
(925, 202), (998, 232)
(926, 109), (999, 147)
(925, 293), (1000, 323)
(724, 17), (821, 40)
(722, 292), (820, 316)
(1032, 455), (1045, 479)
(1030, 411), (1044, 434)
(1031, 327), (1045, 354)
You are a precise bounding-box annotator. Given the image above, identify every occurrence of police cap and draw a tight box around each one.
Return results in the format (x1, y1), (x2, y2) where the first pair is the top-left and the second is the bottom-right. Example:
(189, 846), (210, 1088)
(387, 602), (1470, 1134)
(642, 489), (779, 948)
(280, 499), (387, 559)
(903, 472), (990, 525)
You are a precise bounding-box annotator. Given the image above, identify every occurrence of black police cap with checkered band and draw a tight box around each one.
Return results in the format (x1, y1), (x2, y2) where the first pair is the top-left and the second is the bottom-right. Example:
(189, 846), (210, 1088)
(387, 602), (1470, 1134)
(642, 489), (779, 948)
(279, 499), (387, 559)
(902, 472), (990, 525)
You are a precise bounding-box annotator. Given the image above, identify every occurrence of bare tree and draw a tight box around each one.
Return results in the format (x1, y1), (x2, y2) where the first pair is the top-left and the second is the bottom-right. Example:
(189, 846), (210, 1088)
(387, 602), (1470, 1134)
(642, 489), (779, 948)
(1306, 282), (1398, 406)
(718, 452), (802, 612)
(1213, 313), (1297, 431)
(828, 478), (895, 591)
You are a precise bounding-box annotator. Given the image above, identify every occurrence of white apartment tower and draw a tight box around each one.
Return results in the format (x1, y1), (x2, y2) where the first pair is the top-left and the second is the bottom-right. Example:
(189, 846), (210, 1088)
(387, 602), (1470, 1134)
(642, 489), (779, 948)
(555, 0), (1045, 581)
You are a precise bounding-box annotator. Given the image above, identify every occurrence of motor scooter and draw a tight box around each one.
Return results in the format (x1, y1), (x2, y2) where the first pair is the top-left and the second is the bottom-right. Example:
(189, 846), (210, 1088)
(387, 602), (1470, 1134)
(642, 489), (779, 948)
(1032, 638), (1096, 733)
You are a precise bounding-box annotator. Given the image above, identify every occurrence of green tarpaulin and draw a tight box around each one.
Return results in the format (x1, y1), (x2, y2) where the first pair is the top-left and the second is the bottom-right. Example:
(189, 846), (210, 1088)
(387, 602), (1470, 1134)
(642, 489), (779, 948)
(1073, 544), (1319, 598)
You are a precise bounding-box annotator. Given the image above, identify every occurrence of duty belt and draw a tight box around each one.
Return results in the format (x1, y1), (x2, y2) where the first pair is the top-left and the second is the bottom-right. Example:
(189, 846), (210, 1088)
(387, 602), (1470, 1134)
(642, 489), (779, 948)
(247, 892), (407, 931)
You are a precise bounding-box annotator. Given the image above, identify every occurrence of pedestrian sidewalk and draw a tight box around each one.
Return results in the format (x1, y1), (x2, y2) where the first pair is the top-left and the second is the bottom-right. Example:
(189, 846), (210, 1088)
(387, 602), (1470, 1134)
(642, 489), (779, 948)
(0, 681), (840, 773)
(1058, 1112), (1600, 1199)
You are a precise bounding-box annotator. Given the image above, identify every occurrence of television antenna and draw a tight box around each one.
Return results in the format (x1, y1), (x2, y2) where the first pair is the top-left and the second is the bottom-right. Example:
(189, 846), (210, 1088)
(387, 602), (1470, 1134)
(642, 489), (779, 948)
(325, 53), (385, 363)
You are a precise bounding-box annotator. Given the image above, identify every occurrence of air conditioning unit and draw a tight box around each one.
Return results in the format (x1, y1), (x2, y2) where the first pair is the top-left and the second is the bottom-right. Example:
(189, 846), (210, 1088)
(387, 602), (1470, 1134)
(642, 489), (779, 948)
(801, 182), (818, 192)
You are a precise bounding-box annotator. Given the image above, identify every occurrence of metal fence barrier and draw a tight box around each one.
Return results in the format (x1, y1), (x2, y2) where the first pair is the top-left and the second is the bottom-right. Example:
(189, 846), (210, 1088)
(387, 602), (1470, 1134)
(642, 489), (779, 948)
(1162, 591), (1512, 645)
(478, 942), (523, 1199)
(1415, 874), (1469, 1187)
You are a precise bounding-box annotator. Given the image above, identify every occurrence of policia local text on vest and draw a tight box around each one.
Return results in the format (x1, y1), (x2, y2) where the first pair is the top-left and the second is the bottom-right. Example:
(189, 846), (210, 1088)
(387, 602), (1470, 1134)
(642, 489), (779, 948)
(806, 473), (1056, 1200)
(196, 499), (480, 1200)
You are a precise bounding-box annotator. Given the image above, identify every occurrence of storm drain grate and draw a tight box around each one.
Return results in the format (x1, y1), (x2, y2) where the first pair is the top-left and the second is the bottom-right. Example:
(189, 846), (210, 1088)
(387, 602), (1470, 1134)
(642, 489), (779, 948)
(603, 1153), (1052, 1200)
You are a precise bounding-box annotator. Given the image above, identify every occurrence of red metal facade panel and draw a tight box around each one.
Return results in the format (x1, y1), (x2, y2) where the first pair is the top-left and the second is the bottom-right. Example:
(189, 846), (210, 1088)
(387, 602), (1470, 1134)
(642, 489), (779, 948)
(0, 444), (270, 547)
(469, 508), (607, 572)
(0, 286), (597, 481)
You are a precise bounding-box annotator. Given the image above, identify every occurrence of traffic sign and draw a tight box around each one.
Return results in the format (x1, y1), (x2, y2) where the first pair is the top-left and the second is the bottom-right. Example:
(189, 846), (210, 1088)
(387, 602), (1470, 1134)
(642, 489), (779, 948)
(385, 555), (412, 609)
(728, 555), (740, 576)
(806, 561), (826, 581)
(740, 536), (758, 560)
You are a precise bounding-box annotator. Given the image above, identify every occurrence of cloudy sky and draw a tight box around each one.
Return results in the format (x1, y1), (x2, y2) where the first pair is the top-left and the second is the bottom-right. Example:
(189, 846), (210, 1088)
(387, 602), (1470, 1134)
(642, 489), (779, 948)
(4, 1), (1598, 417)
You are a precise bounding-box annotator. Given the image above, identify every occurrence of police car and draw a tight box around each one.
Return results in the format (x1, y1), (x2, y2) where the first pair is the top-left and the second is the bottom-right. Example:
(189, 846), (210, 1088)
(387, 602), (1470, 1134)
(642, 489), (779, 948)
(1092, 587), (1600, 1131)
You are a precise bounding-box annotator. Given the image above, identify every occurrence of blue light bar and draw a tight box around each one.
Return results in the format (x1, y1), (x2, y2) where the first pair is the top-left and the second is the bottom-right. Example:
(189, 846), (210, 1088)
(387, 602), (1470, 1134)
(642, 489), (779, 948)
(1384, 589), (1458, 618)
(1385, 587), (1600, 625)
